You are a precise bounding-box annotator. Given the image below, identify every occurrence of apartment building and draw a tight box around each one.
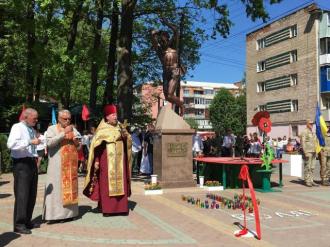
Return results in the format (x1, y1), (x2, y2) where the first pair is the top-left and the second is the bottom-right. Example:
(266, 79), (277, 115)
(135, 81), (239, 130)
(246, 3), (330, 138)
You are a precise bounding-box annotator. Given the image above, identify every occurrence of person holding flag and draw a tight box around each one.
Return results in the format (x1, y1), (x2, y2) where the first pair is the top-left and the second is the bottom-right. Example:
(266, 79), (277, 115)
(315, 104), (330, 186)
(300, 119), (318, 187)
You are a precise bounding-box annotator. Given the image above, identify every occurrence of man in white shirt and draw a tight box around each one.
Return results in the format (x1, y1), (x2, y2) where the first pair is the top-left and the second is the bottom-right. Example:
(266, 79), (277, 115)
(7, 108), (40, 234)
(222, 128), (236, 157)
(192, 131), (203, 173)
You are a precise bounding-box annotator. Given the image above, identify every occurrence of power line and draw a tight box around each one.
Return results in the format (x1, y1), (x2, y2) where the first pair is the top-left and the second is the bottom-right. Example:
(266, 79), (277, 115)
(201, 0), (314, 51)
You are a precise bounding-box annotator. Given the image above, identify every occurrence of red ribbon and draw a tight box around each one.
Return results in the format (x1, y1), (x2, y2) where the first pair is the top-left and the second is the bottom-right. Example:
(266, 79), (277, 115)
(236, 165), (261, 240)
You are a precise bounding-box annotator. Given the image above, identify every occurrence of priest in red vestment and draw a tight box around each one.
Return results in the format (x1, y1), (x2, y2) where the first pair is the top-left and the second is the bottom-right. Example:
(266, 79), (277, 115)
(83, 104), (132, 216)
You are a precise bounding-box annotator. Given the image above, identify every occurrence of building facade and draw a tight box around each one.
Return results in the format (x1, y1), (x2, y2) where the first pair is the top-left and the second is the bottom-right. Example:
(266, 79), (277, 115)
(246, 3), (330, 138)
(136, 81), (239, 130)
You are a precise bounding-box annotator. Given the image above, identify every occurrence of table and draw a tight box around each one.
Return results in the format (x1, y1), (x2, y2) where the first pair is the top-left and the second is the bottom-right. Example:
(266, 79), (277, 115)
(194, 157), (288, 192)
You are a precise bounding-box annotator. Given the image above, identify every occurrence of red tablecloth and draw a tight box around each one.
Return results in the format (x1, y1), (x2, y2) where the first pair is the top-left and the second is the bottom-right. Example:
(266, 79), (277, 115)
(194, 157), (287, 165)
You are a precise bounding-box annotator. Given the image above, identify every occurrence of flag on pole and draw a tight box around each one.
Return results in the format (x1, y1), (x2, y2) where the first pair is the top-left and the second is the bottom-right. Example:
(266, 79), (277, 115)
(18, 104), (26, 121)
(315, 103), (328, 153)
(51, 106), (57, 125)
(81, 104), (90, 121)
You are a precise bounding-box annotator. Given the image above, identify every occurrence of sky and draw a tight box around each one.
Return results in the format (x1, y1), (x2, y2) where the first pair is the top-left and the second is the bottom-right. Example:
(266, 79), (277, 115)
(187, 0), (330, 84)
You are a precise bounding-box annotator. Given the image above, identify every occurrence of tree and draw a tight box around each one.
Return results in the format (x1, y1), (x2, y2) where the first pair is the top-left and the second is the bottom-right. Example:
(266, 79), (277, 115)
(209, 88), (246, 136)
(103, 0), (119, 105)
(117, 0), (137, 122)
(89, 0), (105, 112)
(185, 118), (198, 130)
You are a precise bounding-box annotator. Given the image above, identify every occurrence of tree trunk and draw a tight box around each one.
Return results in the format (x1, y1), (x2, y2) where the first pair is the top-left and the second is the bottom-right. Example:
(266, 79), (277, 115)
(117, 0), (136, 122)
(25, 0), (36, 102)
(35, 7), (53, 102)
(103, 1), (119, 105)
(89, 0), (104, 112)
(63, 0), (84, 108)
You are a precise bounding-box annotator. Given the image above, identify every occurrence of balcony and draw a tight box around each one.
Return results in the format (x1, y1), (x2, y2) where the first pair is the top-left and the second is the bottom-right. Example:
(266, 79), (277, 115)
(322, 109), (330, 121)
(194, 104), (206, 109)
(320, 66), (330, 93)
(320, 54), (330, 65)
(183, 114), (205, 119)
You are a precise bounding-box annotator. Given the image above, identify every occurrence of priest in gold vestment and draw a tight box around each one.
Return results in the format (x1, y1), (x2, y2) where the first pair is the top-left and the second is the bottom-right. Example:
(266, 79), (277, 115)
(83, 104), (132, 215)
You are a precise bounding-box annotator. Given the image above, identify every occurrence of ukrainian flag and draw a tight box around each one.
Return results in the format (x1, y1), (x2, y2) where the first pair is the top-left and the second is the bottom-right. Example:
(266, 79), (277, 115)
(315, 104), (328, 153)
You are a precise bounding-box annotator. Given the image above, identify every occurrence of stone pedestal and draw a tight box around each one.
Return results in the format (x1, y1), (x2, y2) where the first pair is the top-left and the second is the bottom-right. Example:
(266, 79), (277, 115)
(153, 105), (195, 188)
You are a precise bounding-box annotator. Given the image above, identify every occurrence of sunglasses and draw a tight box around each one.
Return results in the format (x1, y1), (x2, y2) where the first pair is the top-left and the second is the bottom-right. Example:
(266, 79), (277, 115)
(61, 117), (71, 121)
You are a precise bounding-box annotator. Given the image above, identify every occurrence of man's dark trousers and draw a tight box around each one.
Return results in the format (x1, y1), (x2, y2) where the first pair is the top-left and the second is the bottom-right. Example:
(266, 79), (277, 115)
(13, 157), (38, 230)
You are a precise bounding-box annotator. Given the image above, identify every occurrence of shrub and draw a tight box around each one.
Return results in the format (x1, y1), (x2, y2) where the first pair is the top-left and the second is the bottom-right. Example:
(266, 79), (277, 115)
(0, 133), (12, 173)
(39, 158), (48, 174)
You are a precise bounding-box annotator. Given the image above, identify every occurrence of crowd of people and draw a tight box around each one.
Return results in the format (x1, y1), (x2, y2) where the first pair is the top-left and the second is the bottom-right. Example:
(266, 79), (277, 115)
(6, 106), (330, 235)
(6, 105), (133, 234)
(193, 130), (301, 159)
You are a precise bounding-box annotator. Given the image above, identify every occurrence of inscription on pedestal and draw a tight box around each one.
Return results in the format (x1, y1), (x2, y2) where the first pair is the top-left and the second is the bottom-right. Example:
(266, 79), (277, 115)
(167, 143), (188, 157)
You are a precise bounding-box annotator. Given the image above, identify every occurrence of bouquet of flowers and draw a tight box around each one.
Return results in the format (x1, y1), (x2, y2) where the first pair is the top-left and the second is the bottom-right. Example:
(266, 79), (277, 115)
(144, 182), (162, 190)
(205, 180), (221, 187)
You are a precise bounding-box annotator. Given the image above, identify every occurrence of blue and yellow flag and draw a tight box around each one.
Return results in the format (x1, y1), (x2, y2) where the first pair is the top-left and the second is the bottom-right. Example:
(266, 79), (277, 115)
(51, 106), (57, 125)
(315, 104), (328, 153)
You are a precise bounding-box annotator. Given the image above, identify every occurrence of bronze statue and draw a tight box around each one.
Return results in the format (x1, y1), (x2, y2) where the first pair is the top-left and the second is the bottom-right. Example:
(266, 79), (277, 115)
(151, 20), (185, 116)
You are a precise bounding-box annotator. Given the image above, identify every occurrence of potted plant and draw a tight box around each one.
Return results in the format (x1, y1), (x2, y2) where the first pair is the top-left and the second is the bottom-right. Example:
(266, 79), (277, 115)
(204, 180), (223, 191)
(144, 182), (163, 195)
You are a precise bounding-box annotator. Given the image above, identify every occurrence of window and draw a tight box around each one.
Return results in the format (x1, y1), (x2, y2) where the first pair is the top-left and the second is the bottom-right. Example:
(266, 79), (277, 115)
(194, 90), (203, 95)
(291, 100), (298, 112)
(265, 50), (297, 70)
(292, 125), (298, 137)
(264, 25), (297, 47)
(257, 61), (266, 72)
(290, 25), (297, 37)
(328, 13), (330, 26)
(264, 99), (298, 113)
(257, 74), (297, 92)
(195, 109), (204, 116)
(290, 74), (298, 86)
(183, 89), (190, 95)
(257, 38), (265, 50)
(205, 99), (212, 105)
(290, 50), (297, 62)
(194, 97), (205, 105)
(258, 104), (266, 111)
(320, 38), (330, 55)
(328, 68), (330, 81)
(184, 98), (190, 104)
(204, 89), (214, 95)
(257, 82), (266, 92)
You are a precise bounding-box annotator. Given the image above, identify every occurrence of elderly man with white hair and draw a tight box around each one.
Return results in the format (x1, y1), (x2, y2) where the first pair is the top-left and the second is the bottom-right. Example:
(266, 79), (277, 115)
(7, 108), (41, 234)
(43, 109), (81, 223)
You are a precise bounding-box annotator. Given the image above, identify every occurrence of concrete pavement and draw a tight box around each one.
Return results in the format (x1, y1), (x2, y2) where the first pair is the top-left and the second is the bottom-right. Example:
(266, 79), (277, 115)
(0, 172), (330, 247)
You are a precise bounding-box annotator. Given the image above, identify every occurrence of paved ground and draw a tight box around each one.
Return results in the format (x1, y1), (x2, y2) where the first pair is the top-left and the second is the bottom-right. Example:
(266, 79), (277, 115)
(0, 171), (330, 247)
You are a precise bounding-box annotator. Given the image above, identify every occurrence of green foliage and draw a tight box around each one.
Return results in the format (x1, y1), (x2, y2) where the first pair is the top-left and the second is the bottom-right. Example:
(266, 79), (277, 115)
(0, 134), (12, 173)
(261, 143), (275, 171)
(39, 158), (48, 174)
(185, 118), (199, 130)
(209, 89), (246, 136)
(0, 0), (282, 132)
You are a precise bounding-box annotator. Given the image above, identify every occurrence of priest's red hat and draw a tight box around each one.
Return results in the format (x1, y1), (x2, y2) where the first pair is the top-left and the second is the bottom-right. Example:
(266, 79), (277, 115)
(103, 104), (117, 116)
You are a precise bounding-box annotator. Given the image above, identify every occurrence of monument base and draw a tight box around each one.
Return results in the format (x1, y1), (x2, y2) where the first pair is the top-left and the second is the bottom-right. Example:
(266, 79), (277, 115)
(153, 105), (195, 189)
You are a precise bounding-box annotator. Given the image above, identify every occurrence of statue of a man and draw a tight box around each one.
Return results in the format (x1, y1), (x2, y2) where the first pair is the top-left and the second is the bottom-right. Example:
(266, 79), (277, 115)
(151, 20), (185, 116)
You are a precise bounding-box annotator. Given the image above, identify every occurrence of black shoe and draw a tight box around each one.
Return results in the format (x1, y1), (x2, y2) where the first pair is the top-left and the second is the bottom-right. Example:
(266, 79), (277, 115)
(311, 182), (320, 187)
(14, 227), (32, 234)
(26, 223), (40, 229)
(305, 182), (313, 187)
